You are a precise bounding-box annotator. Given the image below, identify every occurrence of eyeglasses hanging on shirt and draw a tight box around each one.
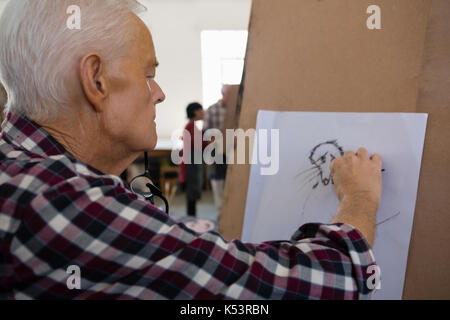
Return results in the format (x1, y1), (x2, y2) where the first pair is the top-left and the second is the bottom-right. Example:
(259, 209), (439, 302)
(130, 152), (169, 214)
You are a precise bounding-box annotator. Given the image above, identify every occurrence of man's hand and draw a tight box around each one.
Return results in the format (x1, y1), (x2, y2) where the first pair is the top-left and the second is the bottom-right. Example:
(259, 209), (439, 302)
(331, 147), (382, 207)
(330, 148), (383, 247)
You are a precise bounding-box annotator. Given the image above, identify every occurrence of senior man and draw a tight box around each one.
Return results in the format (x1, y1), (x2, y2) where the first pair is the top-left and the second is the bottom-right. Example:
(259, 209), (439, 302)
(0, 0), (381, 300)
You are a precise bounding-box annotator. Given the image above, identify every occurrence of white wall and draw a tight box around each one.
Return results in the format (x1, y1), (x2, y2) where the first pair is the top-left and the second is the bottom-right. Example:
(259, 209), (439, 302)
(0, 0), (252, 141)
(140, 0), (252, 140)
(0, 1), (6, 20)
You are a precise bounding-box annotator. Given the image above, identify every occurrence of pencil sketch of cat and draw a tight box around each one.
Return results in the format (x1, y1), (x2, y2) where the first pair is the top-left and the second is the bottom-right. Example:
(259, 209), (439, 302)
(295, 139), (401, 225)
(295, 140), (344, 221)
(296, 140), (344, 190)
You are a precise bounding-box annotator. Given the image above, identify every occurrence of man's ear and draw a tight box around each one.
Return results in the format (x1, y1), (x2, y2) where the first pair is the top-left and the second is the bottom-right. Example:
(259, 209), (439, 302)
(79, 53), (108, 112)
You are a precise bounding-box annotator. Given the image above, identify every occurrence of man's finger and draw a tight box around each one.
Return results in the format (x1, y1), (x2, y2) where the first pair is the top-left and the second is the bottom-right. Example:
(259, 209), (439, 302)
(356, 147), (369, 160)
(344, 151), (355, 158)
(371, 153), (383, 167)
(330, 157), (340, 173)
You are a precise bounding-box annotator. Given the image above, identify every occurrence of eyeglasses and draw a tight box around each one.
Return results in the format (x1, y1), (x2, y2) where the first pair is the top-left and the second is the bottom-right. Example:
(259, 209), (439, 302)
(130, 152), (169, 214)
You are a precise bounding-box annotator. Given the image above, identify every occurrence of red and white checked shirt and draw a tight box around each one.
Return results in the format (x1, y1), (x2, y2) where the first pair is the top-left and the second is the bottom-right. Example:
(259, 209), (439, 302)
(204, 102), (226, 132)
(0, 112), (377, 300)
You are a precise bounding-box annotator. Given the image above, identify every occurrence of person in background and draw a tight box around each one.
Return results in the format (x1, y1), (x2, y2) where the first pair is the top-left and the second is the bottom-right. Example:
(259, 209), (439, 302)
(203, 85), (233, 212)
(179, 102), (206, 217)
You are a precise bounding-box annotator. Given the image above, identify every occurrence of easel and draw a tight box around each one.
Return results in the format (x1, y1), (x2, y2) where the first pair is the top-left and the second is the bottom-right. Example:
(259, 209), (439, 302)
(219, 0), (450, 299)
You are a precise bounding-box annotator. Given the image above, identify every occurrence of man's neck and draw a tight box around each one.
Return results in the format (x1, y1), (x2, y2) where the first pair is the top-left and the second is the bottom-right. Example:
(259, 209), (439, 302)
(38, 117), (137, 177)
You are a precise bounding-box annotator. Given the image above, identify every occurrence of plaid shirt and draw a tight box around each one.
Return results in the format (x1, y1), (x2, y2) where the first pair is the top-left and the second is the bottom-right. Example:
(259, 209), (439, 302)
(203, 102), (226, 132)
(0, 112), (376, 300)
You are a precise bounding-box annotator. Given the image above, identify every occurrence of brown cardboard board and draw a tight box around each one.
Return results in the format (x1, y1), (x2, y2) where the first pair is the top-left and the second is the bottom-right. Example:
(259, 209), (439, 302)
(222, 85), (240, 133)
(219, 0), (450, 299)
(222, 85), (240, 154)
(403, 0), (450, 299)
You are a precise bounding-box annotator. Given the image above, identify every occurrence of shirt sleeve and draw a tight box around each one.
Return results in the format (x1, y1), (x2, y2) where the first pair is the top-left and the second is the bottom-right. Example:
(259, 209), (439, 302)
(203, 107), (213, 131)
(16, 176), (377, 300)
(183, 121), (195, 153)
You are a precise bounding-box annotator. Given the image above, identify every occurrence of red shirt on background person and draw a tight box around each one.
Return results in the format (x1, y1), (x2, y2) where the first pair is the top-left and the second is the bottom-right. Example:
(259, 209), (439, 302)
(179, 103), (208, 216)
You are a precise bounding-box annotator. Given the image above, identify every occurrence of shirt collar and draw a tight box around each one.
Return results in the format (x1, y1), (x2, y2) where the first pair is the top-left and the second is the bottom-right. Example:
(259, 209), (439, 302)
(1, 112), (76, 161)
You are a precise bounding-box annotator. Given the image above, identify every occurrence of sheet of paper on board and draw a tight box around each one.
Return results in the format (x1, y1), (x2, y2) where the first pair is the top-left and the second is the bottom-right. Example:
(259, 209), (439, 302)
(242, 111), (428, 300)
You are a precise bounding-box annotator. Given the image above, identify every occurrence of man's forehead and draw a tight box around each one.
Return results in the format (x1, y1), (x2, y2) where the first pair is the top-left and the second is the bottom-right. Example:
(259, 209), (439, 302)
(138, 36), (158, 68)
(144, 37), (158, 67)
(131, 15), (157, 64)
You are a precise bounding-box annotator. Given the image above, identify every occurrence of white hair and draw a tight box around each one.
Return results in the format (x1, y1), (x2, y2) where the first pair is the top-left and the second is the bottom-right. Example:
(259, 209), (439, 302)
(0, 0), (146, 122)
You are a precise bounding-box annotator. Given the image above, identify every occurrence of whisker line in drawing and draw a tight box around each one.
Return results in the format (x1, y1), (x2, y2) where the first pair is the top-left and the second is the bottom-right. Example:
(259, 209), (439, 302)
(297, 169), (321, 183)
(376, 211), (401, 226)
(295, 166), (318, 179)
(297, 173), (320, 193)
(300, 188), (314, 217)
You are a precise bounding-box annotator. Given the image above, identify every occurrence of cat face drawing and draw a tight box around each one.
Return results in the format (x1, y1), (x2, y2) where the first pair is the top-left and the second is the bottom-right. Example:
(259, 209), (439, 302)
(308, 140), (344, 189)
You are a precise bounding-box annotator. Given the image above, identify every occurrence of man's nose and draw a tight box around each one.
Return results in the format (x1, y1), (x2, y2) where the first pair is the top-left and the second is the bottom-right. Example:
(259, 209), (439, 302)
(152, 81), (166, 105)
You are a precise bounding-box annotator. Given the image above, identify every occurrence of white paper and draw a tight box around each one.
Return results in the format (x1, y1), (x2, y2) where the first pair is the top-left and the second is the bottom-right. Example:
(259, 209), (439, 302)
(243, 111), (428, 300)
